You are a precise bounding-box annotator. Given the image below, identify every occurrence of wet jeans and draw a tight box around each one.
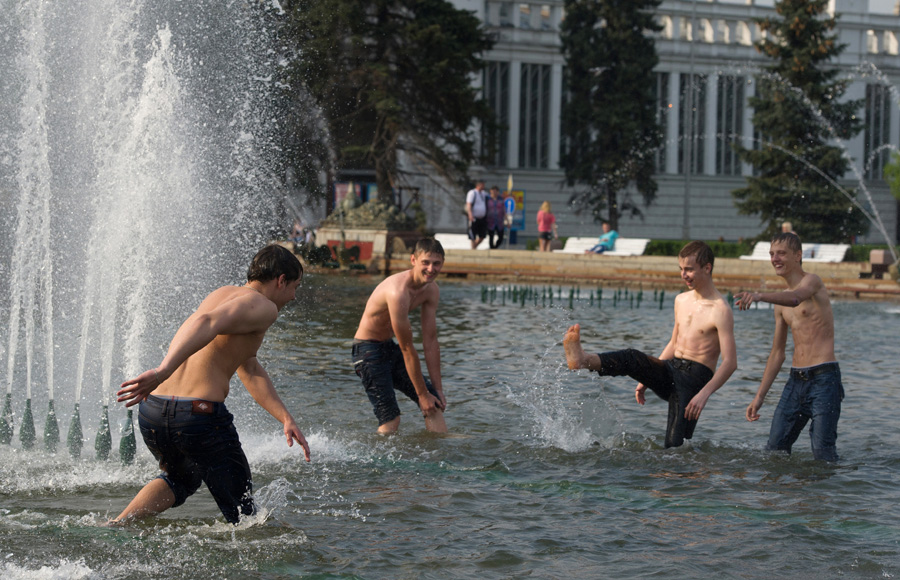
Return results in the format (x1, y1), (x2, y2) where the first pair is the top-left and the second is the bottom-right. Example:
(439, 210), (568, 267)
(767, 362), (844, 462)
(598, 349), (714, 448)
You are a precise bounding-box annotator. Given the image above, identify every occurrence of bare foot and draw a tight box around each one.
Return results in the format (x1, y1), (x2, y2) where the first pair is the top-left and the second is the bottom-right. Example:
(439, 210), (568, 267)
(563, 324), (587, 370)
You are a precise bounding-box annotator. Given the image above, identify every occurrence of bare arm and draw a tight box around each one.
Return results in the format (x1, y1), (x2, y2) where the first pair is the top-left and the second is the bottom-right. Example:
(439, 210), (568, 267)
(684, 305), (738, 421)
(117, 292), (277, 406)
(237, 357), (310, 461)
(736, 274), (823, 310)
(388, 289), (444, 417)
(420, 288), (445, 409)
(746, 308), (788, 421)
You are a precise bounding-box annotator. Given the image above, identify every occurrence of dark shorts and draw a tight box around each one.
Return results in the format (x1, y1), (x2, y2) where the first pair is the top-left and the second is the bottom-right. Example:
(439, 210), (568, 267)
(138, 395), (254, 523)
(539, 231), (553, 241)
(352, 339), (440, 426)
(469, 217), (488, 240)
(597, 349), (714, 448)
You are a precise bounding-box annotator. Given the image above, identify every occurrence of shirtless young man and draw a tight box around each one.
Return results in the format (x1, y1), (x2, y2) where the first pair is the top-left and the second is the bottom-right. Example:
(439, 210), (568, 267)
(352, 238), (447, 434)
(111, 244), (311, 525)
(735, 232), (843, 461)
(564, 241), (737, 448)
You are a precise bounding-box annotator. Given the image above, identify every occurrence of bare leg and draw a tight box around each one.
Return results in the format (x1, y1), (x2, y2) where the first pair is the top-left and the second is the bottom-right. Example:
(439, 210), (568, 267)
(108, 478), (176, 525)
(563, 324), (603, 371)
(377, 416), (401, 435)
(424, 409), (448, 433)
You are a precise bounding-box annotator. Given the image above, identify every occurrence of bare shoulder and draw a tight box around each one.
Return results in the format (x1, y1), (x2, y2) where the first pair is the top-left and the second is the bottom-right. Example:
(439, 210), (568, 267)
(804, 271), (826, 291)
(380, 270), (410, 298)
(202, 285), (277, 322)
(424, 280), (441, 300)
(200, 285), (250, 308)
(712, 293), (734, 322)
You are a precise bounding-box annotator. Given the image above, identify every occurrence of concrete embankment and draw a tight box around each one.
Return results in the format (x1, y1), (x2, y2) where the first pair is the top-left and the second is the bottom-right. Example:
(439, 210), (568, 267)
(382, 248), (900, 300)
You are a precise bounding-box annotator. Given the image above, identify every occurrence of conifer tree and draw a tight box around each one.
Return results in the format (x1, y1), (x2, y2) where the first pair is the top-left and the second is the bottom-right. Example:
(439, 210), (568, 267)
(284, 0), (494, 204)
(733, 0), (868, 242)
(559, 0), (662, 231)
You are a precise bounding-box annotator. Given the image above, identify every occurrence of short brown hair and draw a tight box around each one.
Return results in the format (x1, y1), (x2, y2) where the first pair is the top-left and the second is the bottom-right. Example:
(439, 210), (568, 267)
(247, 244), (303, 282)
(679, 241), (715, 272)
(413, 238), (445, 258)
(771, 232), (802, 253)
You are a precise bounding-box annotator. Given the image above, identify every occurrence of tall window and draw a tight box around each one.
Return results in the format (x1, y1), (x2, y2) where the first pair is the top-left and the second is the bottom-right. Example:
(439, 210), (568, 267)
(679, 73), (706, 175)
(655, 72), (670, 172)
(864, 84), (891, 180)
(483, 61), (510, 167)
(519, 63), (551, 169)
(498, 2), (513, 27)
(519, 4), (532, 29)
(716, 75), (744, 176)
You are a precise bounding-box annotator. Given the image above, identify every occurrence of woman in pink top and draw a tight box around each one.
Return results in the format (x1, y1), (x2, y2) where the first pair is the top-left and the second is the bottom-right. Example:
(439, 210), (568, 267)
(536, 201), (558, 252)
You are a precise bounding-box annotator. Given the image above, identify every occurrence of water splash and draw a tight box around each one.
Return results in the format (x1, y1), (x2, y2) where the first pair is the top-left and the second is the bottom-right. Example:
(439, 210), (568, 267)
(506, 333), (601, 453)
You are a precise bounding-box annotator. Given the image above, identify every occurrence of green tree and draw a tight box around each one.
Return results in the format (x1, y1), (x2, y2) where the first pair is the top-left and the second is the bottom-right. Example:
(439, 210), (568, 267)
(733, 0), (869, 242)
(884, 151), (900, 201)
(559, 0), (662, 231)
(283, 0), (494, 204)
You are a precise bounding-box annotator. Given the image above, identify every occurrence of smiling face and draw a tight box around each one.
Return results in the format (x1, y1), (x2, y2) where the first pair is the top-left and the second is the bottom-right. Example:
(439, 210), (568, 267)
(769, 240), (801, 277)
(678, 254), (711, 290)
(410, 251), (443, 285)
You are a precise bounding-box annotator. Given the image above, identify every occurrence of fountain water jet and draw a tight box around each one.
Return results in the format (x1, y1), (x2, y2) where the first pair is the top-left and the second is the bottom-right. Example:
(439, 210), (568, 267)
(1, 0), (290, 461)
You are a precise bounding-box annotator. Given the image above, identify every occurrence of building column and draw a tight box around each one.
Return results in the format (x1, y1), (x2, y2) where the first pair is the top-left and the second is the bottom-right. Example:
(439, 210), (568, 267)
(844, 80), (866, 180)
(549, 63), (563, 169)
(892, 83), (900, 151)
(666, 72), (681, 174)
(704, 72), (718, 175)
(508, 60), (521, 169)
(742, 76), (755, 176)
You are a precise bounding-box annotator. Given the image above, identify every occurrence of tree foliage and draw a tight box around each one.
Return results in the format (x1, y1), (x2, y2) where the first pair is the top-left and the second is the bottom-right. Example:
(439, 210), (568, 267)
(559, 0), (662, 231)
(733, 0), (868, 243)
(884, 151), (900, 202)
(283, 0), (494, 203)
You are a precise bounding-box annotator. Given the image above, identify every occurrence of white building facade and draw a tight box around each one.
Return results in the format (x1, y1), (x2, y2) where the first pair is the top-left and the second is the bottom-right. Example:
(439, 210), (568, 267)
(412, 0), (900, 245)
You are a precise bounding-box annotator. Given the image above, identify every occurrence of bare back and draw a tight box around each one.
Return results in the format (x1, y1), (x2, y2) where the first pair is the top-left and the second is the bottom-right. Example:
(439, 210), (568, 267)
(777, 272), (835, 367)
(671, 290), (731, 371)
(153, 286), (272, 402)
(354, 270), (436, 341)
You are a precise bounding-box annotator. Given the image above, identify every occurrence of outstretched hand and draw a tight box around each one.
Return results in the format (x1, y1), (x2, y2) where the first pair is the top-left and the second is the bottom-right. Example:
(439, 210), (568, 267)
(734, 291), (758, 311)
(285, 419), (311, 462)
(117, 368), (163, 408)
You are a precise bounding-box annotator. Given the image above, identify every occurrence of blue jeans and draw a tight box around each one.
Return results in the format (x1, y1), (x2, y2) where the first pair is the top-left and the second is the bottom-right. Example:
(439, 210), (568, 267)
(767, 362), (844, 462)
(352, 339), (440, 426)
(138, 395), (254, 523)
